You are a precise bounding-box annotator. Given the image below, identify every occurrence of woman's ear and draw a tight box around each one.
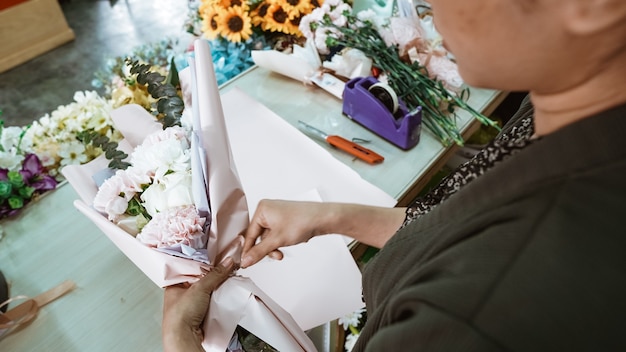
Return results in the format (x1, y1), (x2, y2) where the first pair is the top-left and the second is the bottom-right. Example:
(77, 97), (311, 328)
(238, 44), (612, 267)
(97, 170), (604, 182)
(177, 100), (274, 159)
(561, 0), (626, 35)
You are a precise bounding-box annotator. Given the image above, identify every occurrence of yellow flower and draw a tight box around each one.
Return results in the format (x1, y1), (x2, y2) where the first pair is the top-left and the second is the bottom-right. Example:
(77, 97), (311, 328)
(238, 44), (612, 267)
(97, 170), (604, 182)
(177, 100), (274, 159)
(263, 3), (291, 33)
(217, 0), (249, 10)
(281, 0), (313, 19)
(200, 4), (225, 40)
(286, 13), (304, 36)
(217, 6), (253, 42)
(251, 1), (271, 27)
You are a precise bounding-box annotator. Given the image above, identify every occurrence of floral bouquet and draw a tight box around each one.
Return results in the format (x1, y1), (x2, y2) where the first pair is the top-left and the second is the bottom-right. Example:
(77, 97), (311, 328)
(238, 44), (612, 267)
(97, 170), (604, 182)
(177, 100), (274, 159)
(63, 39), (317, 351)
(0, 121), (57, 219)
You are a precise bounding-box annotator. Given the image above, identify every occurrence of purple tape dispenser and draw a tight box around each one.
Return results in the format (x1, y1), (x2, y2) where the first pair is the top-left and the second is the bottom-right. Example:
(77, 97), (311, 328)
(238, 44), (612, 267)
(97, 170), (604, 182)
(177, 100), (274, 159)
(342, 76), (422, 150)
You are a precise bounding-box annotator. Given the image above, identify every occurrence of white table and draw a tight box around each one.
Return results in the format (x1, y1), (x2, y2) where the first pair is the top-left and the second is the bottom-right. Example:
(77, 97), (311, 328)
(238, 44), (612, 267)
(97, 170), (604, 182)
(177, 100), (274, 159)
(0, 66), (504, 351)
(220, 66), (505, 205)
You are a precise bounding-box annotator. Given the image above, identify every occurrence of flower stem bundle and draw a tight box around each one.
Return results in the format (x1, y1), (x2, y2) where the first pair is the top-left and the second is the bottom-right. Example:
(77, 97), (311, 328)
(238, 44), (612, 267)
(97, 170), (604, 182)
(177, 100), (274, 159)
(324, 13), (500, 146)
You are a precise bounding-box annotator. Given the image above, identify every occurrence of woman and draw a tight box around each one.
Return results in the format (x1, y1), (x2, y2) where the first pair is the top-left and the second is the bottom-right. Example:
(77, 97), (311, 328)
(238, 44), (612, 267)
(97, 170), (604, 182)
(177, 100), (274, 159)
(164, 0), (626, 350)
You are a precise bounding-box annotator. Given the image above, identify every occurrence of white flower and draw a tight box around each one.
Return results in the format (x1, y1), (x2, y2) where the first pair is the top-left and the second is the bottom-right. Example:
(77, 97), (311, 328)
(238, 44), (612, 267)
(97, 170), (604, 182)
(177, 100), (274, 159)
(300, 7), (328, 39)
(356, 9), (377, 24)
(0, 150), (24, 171)
(329, 3), (351, 27)
(0, 126), (25, 152)
(338, 307), (365, 330)
(323, 0), (343, 8)
(58, 141), (88, 166)
(344, 333), (360, 352)
(140, 171), (194, 218)
(131, 129), (190, 182)
(314, 27), (342, 55)
(24, 90), (117, 176)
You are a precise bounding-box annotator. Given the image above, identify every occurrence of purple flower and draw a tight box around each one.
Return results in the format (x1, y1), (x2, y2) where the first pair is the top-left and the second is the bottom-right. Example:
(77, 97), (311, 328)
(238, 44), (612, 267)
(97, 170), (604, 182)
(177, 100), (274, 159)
(0, 153), (58, 220)
(20, 153), (58, 191)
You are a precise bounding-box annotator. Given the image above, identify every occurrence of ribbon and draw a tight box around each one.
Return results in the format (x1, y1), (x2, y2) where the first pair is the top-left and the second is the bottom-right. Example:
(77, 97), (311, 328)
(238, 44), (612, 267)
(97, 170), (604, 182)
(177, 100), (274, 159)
(0, 280), (76, 340)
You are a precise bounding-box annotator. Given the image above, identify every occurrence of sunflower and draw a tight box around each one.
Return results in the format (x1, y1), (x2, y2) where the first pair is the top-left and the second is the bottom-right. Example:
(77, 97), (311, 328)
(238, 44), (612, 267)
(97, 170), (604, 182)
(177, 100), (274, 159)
(250, 1), (271, 27)
(263, 3), (291, 33)
(281, 0), (313, 19)
(217, 6), (253, 42)
(286, 14), (304, 36)
(200, 5), (224, 39)
(217, 0), (249, 10)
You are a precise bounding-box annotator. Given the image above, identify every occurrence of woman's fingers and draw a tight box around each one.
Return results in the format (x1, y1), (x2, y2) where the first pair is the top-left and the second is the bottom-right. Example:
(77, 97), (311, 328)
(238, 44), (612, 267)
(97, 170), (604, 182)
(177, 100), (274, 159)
(241, 233), (284, 268)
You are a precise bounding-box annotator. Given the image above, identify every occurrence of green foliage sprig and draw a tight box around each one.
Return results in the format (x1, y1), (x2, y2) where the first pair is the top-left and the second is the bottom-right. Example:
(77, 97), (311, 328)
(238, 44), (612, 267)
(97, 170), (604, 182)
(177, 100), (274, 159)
(77, 130), (131, 170)
(324, 14), (500, 146)
(80, 58), (185, 170)
(126, 58), (184, 128)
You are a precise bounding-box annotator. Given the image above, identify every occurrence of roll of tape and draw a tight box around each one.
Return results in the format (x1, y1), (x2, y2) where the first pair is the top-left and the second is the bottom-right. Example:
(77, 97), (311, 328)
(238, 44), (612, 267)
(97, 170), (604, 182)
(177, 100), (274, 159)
(368, 81), (399, 115)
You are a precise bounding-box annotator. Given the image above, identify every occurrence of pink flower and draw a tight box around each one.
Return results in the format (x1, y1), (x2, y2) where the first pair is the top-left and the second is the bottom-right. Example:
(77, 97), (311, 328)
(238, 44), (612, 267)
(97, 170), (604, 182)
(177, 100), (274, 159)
(93, 168), (150, 221)
(137, 205), (207, 249)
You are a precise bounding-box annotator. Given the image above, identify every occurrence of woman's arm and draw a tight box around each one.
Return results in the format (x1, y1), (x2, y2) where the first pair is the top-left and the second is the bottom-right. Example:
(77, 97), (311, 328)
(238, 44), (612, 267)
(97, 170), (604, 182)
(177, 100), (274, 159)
(241, 200), (406, 268)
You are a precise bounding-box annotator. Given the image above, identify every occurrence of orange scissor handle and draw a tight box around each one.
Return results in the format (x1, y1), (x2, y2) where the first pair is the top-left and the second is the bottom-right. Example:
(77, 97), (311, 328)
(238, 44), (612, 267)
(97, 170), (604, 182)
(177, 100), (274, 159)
(326, 135), (384, 164)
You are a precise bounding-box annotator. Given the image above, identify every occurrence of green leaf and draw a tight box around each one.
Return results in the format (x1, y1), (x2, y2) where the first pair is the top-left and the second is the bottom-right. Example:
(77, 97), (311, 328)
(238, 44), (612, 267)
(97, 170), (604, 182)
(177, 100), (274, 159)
(78, 128), (129, 170)
(125, 58), (184, 129)
(166, 56), (180, 88)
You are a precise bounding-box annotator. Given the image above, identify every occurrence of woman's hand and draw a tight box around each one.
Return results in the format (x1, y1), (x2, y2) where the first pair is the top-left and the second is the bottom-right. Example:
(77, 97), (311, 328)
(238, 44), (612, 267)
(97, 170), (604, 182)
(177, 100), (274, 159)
(241, 200), (331, 268)
(240, 200), (407, 268)
(162, 257), (235, 352)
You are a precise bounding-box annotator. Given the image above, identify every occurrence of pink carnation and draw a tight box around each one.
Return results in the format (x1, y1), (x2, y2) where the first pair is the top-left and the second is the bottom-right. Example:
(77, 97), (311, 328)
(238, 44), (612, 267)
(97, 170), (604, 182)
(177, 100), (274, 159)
(93, 168), (150, 221)
(136, 205), (207, 248)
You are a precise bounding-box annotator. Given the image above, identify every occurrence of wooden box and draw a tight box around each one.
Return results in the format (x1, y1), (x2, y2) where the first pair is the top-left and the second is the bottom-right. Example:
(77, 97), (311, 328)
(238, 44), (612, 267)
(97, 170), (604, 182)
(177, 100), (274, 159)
(0, 0), (75, 73)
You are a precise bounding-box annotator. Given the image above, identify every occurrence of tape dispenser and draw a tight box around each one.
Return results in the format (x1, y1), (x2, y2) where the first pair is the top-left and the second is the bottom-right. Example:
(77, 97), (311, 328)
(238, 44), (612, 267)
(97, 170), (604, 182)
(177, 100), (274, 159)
(342, 76), (422, 150)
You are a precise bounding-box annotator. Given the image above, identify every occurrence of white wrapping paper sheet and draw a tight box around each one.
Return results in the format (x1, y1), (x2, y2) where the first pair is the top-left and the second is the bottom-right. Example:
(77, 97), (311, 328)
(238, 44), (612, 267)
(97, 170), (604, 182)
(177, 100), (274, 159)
(217, 91), (396, 330)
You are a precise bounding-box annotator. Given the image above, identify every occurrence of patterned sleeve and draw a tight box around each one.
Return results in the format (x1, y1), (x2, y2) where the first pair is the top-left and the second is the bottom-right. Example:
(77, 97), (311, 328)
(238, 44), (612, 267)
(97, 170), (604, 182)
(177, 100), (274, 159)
(402, 95), (534, 228)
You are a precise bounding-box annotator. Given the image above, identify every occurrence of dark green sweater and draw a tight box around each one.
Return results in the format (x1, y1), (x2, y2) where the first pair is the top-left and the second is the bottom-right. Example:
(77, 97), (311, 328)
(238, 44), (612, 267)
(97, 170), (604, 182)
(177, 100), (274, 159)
(356, 102), (626, 351)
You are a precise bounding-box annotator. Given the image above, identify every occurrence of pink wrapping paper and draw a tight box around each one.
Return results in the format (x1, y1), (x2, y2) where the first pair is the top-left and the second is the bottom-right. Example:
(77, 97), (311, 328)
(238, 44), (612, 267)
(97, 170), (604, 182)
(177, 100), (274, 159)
(63, 108), (205, 286)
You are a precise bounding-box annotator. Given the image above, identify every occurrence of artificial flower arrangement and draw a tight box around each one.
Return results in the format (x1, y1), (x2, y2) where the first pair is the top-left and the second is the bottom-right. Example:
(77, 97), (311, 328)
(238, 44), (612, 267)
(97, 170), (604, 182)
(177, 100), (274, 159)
(295, 0), (499, 146)
(199, 0), (318, 44)
(23, 91), (122, 178)
(184, 0), (325, 85)
(0, 119), (57, 219)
